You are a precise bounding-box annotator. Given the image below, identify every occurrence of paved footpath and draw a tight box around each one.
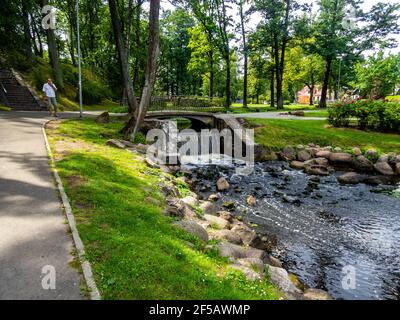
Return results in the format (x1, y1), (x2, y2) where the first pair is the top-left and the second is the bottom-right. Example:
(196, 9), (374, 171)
(0, 111), (83, 300)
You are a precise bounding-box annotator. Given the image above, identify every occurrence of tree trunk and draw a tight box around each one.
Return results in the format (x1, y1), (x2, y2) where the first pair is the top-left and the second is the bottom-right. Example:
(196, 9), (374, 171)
(209, 51), (214, 99)
(121, 0), (160, 138)
(41, 0), (64, 90)
(239, 1), (247, 108)
(319, 57), (332, 108)
(225, 52), (231, 108)
(108, 0), (138, 114)
(21, 1), (33, 63)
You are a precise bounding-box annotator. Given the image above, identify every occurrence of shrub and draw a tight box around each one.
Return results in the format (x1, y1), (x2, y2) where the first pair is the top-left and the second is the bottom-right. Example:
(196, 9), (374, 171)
(328, 100), (400, 132)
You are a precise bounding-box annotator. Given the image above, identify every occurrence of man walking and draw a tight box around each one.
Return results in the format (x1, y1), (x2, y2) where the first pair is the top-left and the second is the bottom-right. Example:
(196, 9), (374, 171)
(43, 78), (58, 117)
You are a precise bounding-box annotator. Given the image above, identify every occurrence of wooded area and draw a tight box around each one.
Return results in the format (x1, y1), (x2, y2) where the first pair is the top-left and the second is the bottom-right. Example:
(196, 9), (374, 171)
(1, 0), (399, 134)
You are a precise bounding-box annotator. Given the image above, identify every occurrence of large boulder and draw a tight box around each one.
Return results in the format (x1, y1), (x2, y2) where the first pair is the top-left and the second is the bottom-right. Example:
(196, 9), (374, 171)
(297, 150), (311, 162)
(204, 214), (230, 229)
(164, 197), (195, 219)
(337, 172), (366, 184)
(290, 161), (305, 170)
(315, 150), (331, 159)
(230, 264), (264, 281)
(173, 220), (209, 243)
(396, 163), (400, 175)
(216, 177), (230, 191)
(303, 288), (332, 300)
(304, 165), (330, 176)
(374, 161), (394, 176)
(236, 258), (265, 273)
(199, 201), (217, 215)
(352, 155), (374, 172)
(364, 175), (392, 185)
(208, 229), (242, 245)
(218, 242), (268, 262)
(329, 152), (353, 165)
(267, 266), (301, 294)
(181, 196), (199, 207)
(281, 146), (296, 161)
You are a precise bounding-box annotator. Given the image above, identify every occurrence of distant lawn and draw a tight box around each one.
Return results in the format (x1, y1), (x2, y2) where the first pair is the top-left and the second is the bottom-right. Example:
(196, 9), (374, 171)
(229, 104), (318, 114)
(248, 119), (400, 154)
(46, 118), (281, 300)
(303, 110), (328, 118)
(58, 96), (121, 112)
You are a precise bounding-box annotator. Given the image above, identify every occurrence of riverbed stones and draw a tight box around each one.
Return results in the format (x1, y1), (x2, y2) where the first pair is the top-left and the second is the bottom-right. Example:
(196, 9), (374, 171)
(181, 196), (199, 207)
(303, 288), (332, 300)
(267, 266), (301, 294)
(208, 229), (242, 245)
(337, 172), (366, 184)
(396, 163), (400, 175)
(173, 220), (209, 243)
(374, 161), (394, 175)
(216, 177), (230, 191)
(265, 255), (283, 268)
(304, 165), (330, 176)
(281, 146), (296, 161)
(236, 258), (265, 273)
(246, 195), (257, 206)
(353, 155), (374, 172)
(165, 197), (194, 219)
(230, 264), (264, 281)
(231, 223), (257, 245)
(290, 161), (305, 170)
(297, 149), (311, 162)
(217, 211), (234, 223)
(208, 193), (220, 202)
(315, 150), (331, 159)
(217, 242), (268, 262)
(222, 201), (235, 210)
(199, 201), (217, 215)
(352, 147), (362, 156)
(204, 214), (230, 229)
(329, 152), (353, 164)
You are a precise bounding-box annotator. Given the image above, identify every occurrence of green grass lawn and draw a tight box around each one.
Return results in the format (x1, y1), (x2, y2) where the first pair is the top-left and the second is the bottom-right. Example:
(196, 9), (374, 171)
(303, 110), (328, 117)
(229, 103), (317, 114)
(248, 119), (400, 154)
(47, 118), (281, 300)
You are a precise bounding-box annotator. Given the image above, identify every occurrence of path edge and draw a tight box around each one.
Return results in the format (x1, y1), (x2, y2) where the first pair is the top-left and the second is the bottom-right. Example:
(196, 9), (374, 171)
(42, 120), (101, 300)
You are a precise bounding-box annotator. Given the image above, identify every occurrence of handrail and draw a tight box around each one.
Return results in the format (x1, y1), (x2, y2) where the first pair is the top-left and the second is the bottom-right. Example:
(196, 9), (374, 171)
(0, 81), (9, 106)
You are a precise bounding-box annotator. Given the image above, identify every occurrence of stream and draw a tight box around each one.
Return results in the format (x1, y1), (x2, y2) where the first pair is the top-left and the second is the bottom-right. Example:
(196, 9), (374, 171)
(186, 160), (400, 300)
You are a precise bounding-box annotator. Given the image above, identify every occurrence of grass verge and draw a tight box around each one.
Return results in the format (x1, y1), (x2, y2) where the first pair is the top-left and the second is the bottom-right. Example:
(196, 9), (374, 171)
(46, 118), (281, 300)
(248, 119), (400, 154)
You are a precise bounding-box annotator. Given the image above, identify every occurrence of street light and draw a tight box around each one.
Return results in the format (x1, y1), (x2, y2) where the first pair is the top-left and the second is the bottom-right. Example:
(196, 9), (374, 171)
(337, 54), (346, 100)
(75, 0), (83, 118)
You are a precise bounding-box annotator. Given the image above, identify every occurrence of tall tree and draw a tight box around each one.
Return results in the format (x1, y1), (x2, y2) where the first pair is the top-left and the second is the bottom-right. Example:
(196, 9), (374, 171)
(41, 0), (64, 89)
(121, 0), (161, 137)
(311, 0), (400, 108)
(237, 0), (249, 107)
(108, 0), (139, 113)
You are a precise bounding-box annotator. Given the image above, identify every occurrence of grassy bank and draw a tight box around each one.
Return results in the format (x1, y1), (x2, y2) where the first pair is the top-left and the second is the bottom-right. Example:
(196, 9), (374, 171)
(249, 119), (400, 154)
(46, 118), (281, 300)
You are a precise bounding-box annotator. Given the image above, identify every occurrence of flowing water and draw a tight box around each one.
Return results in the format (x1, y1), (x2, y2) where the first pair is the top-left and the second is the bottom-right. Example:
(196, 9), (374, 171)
(187, 161), (400, 300)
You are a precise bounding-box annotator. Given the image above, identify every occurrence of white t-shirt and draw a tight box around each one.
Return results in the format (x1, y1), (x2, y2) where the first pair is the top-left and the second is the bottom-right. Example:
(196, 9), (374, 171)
(42, 83), (57, 98)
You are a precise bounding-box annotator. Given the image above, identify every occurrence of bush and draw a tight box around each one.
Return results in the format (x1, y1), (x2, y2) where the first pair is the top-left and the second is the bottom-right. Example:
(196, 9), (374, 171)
(328, 100), (400, 132)
(80, 79), (112, 105)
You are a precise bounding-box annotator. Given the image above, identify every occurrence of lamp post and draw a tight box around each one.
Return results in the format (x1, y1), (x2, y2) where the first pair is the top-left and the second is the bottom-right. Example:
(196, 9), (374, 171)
(76, 0), (83, 118)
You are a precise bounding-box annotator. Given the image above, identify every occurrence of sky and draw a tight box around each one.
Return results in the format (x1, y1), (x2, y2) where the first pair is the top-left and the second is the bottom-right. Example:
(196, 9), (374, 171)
(160, 0), (400, 55)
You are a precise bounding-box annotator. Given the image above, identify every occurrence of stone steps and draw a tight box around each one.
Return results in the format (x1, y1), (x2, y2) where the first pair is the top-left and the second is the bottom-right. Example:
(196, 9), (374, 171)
(0, 69), (46, 111)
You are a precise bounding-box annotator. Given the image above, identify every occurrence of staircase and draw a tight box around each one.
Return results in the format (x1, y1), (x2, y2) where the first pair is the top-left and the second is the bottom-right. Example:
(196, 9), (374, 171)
(0, 69), (46, 111)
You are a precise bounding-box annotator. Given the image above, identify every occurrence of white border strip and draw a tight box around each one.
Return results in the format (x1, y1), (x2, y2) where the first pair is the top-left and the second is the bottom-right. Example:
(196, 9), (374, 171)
(42, 121), (101, 300)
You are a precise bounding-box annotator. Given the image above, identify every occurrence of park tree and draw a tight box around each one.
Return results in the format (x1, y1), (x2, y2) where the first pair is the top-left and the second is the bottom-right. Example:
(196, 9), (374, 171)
(354, 51), (400, 99)
(121, 0), (161, 137)
(311, 0), (400, 108)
